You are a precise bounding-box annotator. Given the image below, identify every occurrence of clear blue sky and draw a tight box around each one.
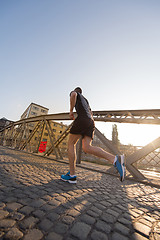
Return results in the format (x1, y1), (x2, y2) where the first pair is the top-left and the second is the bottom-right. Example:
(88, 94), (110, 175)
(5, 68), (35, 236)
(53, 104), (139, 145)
(1, 0), (160, 146)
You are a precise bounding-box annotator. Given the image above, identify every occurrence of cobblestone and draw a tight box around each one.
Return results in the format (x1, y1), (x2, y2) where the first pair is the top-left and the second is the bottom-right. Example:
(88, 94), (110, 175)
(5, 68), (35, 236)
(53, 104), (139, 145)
(19, 206), (34, 215)
(19, 216), (39, 229)
(45, 232), (63, 240)
(4, 227), (24, 240)
(114, 222), (130, 235)
(39, 218), (54, 231)
(132, 232), (149, 240)
(95, 220), (111, 234)
(91, 230), (108, 240)
(70, 222), (91, 239)
(80, 213), (96, 225)
(5, 202), (23, 212)
(0, 146), (160, 240)
(23, 229), (43, 240)
(0, 219), (16, 229)
(0, 210), (9, 219)
(112, 232), (129, 240)
(133, 221), (151, 237)
(53, 222), (68, 234)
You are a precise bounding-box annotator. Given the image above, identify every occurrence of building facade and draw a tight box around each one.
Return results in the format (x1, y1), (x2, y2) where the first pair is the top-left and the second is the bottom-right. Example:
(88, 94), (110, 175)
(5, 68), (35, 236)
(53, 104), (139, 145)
(21, 103), (49, 119)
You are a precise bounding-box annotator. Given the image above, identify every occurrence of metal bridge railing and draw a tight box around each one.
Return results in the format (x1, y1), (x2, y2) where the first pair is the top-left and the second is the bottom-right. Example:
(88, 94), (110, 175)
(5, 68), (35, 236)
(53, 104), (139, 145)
(1, 109), (160, 182)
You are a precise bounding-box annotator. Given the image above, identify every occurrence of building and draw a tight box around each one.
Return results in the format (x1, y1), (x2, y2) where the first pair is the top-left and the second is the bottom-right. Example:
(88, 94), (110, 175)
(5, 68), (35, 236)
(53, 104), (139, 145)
(21, 103), (49, 119)
(0, 117), (13, 131)
(20, 103), (68, 157)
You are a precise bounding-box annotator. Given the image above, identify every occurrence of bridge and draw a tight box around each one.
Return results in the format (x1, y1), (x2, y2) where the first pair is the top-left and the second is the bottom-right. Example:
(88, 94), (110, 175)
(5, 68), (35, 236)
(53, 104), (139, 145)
(1, 109), (160, 184)
(0, 109), (160, 239)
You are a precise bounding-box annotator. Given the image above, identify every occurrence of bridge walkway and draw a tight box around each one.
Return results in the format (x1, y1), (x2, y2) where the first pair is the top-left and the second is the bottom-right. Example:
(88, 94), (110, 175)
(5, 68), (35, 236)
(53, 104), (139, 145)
(0, 146), (160, 240)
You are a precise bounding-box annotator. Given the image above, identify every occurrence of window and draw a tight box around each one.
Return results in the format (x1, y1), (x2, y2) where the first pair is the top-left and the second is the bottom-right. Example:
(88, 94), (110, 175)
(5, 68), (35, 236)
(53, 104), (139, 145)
(41, 109), (47, 113)
(33, 106), (39, 111)
(54, 123), (57, 127)
(53, 129), (56, 132)
(42, 138), (47, 142)
(44, 132), (48, 136)
(31, 111), (37, 116)
(29, 123), (34, 127)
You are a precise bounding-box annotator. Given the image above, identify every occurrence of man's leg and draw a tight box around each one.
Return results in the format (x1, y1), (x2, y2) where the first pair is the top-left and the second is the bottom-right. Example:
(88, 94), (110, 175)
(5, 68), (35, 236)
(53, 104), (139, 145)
(61, 134), (81, 183)
(68, 133), (81, 175)
(82, 136), (125, 181)
(82, 136), (115, 164)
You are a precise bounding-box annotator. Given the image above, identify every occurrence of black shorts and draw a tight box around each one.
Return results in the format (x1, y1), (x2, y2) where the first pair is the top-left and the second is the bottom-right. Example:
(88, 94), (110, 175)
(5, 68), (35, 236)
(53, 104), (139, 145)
(70, 117), (95, 139)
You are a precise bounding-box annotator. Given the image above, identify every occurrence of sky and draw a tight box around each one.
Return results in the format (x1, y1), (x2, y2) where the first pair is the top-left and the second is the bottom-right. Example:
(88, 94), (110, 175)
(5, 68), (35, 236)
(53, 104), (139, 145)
(1, 0), (160, 146)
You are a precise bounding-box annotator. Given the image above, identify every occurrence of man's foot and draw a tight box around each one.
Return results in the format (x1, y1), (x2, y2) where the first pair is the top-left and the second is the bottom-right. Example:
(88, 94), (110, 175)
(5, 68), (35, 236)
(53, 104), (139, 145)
(114, 155), (125, 181)
(61, 171), (77, 184)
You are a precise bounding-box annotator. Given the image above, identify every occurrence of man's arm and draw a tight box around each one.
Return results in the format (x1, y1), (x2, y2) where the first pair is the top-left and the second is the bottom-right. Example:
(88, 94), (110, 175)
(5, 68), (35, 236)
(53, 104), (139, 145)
(69, 91), (77, 120)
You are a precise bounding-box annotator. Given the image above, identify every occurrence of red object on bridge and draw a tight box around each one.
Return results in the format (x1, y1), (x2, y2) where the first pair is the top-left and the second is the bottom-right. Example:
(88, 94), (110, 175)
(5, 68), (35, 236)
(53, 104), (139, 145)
(38, 141), (47, 153)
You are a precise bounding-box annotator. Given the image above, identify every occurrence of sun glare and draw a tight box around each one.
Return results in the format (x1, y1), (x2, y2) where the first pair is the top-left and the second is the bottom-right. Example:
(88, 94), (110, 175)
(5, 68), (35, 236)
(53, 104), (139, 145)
(119, 124), (160, 147)
(95, 122), (160, 147)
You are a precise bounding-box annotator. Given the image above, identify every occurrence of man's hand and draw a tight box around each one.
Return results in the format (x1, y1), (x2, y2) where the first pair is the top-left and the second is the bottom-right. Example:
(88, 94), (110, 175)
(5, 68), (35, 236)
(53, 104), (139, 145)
(69, 111), (75, 120)
(69, 91), (77, 120)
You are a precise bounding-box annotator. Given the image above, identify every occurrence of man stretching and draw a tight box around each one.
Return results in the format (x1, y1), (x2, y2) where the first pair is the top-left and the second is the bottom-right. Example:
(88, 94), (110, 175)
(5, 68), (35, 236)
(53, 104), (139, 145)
(61, 87), (125, 183)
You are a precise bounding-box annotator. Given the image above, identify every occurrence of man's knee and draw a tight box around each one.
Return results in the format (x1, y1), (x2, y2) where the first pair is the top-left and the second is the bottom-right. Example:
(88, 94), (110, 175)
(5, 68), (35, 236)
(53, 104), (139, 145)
(82, 136), (93, 153)
(82, 144), (92, 154)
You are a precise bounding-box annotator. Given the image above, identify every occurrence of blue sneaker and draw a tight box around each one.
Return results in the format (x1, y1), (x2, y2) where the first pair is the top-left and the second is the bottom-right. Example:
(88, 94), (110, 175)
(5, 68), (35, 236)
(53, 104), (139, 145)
(114, 155), (125, 181)
(61, 171), (77, 184)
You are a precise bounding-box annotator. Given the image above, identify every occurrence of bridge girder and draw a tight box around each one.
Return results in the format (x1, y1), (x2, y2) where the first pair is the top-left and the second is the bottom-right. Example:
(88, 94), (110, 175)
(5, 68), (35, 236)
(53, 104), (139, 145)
(1, 109), (160, 131)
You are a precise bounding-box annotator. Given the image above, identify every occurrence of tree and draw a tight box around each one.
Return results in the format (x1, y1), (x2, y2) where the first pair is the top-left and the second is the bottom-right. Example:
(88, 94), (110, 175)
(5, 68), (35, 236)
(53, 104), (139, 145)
(112, 124), (120, 146)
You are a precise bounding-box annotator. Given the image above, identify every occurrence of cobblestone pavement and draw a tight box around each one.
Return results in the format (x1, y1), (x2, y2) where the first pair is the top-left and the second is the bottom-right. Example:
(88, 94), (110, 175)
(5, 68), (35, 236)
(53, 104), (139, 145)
(0, 146), (160, 240)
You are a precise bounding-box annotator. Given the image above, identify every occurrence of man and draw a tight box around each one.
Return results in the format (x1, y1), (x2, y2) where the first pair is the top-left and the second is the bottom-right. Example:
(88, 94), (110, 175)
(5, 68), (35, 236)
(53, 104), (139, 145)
(61, 87), (125, 183)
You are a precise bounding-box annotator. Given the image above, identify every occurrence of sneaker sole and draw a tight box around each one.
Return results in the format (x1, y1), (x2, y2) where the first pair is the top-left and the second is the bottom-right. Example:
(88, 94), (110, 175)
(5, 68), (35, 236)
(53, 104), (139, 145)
(61, 177), (77, 184)
(120, 155), (125, 182)
(68, 179), (77, 184)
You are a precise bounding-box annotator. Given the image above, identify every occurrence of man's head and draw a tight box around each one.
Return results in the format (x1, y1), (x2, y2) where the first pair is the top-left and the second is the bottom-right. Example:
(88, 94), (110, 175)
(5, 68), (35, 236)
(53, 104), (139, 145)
(74, 87), (82, 94)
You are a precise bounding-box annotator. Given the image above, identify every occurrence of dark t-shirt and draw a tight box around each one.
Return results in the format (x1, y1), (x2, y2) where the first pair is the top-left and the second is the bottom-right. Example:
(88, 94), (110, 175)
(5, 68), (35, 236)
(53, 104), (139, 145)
(71, 92), (92, 119)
